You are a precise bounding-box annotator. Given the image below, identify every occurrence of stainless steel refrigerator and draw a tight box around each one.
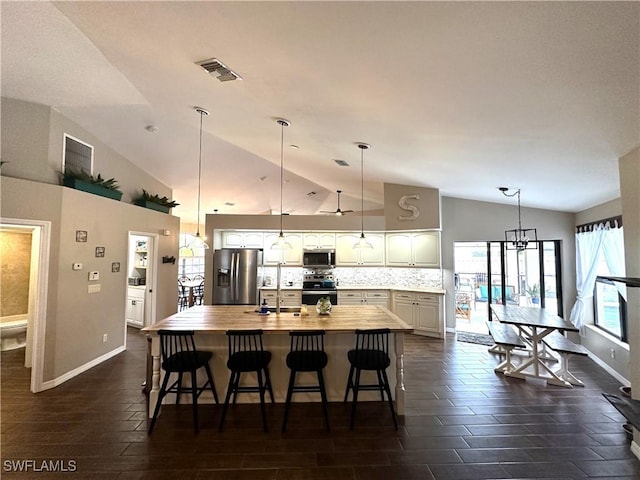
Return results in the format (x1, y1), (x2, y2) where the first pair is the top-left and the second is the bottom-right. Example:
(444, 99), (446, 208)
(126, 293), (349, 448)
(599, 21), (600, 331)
(213, 249), (263, 305)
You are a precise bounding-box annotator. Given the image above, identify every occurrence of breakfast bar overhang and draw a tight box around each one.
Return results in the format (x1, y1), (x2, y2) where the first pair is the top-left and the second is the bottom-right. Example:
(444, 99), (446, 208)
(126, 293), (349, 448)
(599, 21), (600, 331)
(141, 305), (413, 418)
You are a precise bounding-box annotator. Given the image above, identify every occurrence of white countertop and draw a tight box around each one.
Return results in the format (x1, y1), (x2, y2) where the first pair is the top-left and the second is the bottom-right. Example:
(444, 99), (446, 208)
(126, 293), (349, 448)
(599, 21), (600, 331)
(260, 285), (445, 294)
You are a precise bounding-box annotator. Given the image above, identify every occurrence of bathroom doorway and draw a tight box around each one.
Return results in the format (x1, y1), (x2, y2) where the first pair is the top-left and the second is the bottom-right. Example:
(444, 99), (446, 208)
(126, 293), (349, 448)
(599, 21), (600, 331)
(0, 218), (51, 393)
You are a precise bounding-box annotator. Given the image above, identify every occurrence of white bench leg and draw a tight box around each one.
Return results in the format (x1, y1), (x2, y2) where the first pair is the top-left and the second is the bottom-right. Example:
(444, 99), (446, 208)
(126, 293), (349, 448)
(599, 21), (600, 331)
(552, 353), (584, 386)
(494, 346), (519, 374)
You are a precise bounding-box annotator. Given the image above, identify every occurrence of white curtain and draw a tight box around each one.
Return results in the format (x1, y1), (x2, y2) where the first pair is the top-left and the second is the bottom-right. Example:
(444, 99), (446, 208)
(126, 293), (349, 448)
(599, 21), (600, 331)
(569, 222), (625, 330)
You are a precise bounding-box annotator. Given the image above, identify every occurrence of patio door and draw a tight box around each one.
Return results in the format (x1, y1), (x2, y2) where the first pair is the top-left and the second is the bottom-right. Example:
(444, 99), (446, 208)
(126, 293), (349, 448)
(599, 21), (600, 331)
(454, 240), (563, 333)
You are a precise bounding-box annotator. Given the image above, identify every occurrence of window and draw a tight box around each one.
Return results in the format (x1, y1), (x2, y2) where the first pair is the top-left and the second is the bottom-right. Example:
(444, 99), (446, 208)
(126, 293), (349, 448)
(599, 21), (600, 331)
(63, 134), (93, 174)
(178, 233), (205, 280)
(594, 278), (627, 341)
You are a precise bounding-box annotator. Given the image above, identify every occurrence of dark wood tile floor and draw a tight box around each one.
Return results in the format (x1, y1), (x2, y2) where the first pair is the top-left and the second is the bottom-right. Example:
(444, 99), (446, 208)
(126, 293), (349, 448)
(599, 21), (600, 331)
(2, 328), (639, 479)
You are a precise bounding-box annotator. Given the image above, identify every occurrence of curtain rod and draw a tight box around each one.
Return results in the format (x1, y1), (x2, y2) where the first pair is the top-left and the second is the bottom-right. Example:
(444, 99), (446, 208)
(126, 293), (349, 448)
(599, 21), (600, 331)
(576, 215), (622, 233)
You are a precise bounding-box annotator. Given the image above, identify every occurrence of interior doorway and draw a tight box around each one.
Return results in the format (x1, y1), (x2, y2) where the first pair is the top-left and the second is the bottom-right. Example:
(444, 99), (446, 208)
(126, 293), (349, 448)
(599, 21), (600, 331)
(454, 240), (563, 333)
(125, 232), (157, 335)
(0, 218), (51, 393)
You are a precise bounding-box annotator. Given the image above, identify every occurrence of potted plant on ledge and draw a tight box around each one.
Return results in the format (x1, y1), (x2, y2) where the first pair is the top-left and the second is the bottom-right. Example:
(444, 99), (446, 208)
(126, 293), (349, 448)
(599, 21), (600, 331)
(61, 169), (123, 201)
(134, 189), (179, 214)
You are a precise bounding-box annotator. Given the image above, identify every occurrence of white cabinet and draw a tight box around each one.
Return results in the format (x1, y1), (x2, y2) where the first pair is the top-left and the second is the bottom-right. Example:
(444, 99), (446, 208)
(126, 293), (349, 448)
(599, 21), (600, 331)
(126, 287), (145, 327)
(392, 291), (443, 337)
(260, 289), (301, 306)
(386, 232), (440, 267)
(303, 233), (336, 249)
(335, 233), (385, 266)
(263, 233), (303, 265)
(337, 290), (389, 307)
(221, 231), (264, 249)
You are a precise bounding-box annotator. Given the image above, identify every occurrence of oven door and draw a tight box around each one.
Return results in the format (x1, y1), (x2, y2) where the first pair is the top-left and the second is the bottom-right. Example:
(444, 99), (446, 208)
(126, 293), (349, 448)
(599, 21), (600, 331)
(302, 290), (338, 306)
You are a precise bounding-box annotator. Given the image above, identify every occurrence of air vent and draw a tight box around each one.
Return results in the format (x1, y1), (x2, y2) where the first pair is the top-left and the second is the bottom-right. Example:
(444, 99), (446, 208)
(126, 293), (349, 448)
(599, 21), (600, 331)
(334, 159), (350, 167)
(224, 202), (235, 206)
(196, 58), (243, 82)
(307, 191), (317, 197)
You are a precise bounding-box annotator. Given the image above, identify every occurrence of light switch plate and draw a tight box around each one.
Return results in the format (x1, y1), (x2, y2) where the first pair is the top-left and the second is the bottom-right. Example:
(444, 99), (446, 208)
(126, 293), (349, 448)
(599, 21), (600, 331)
(88, 284), (101, 294)
(88, 271), (99, 281)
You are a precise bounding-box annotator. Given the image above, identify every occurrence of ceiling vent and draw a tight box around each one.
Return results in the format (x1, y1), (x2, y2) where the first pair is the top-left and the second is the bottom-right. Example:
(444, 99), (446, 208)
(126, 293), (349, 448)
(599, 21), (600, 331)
(196, 58), (243, 82)
(334, 159), (350, 167)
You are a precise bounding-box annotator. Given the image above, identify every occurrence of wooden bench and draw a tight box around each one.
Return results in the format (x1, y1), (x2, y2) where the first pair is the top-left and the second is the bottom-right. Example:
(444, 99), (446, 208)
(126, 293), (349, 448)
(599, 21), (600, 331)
(542, 330), (589, 386)
(486, 321), (525, 374)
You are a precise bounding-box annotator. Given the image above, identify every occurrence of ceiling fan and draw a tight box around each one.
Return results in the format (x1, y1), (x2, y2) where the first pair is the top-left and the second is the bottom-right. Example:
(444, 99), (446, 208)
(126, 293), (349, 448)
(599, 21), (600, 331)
(321, 190), (354, 215)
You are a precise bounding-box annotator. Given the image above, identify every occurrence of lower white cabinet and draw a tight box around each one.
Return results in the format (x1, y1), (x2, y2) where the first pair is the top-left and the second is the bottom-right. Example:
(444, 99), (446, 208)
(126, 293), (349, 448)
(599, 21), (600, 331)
(260, 289), (301, 306)
(392, 291), (443, 338)
(337, 290), (389, 308)
(126, 287), (145, 327)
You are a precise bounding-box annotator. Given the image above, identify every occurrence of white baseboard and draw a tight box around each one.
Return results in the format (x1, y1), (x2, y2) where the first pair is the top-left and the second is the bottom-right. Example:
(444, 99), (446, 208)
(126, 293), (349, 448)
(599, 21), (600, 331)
(40, 346), (126, 391)
(582, 345), (629, 386)
(631, 440), (640, 461)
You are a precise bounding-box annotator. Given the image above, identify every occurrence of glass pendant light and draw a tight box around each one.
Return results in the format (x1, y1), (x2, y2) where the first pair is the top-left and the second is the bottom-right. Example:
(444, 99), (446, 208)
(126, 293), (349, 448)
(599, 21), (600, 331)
(354, 143), (373, 249)
(271, 118), (292, 250)
(189, 107), (210, 250)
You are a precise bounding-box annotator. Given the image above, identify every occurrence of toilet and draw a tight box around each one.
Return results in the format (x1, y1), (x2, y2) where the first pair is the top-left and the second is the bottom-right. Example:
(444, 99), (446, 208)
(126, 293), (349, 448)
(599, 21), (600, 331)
(0, 316), (28, 351)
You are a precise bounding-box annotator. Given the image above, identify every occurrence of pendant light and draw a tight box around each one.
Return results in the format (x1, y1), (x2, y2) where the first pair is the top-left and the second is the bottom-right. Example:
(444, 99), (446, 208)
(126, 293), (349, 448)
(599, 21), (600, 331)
(189, 107), (210, 250)
(499, 187), (537, 251)
(271, 118), (291, 250)
(353, 142), (373, 249)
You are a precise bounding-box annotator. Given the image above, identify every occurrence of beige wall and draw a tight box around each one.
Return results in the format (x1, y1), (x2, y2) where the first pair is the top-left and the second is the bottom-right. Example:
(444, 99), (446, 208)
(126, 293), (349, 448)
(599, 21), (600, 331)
(619, 147), (640, 395)
(1, 97), (180, 384)
(1, 97), (173, 204)
(1, 230), (32, 317)
(383, 183), (441, 230)
(440, 196), (576, 330)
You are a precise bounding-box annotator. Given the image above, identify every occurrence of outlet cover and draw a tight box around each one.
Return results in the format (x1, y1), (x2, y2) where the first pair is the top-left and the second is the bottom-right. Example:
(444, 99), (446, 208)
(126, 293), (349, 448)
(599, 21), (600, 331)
(73, 263), (83, 270)
(88, 271), (99, 281)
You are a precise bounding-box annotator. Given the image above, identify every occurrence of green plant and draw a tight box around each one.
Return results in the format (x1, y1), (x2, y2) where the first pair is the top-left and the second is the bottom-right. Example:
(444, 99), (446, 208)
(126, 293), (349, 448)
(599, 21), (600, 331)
(62, 168), (121, 191)
(526, 283), (540, 298)
(135, 189), (179, 208)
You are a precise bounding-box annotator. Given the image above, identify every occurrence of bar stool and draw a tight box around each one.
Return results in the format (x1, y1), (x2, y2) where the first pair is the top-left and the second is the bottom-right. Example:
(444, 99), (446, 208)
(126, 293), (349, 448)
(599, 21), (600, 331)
(219, 329), (274, 432)
(282, 330), (330, 432)
(148, 330), (218, 434)
(344, 328), (397, 430)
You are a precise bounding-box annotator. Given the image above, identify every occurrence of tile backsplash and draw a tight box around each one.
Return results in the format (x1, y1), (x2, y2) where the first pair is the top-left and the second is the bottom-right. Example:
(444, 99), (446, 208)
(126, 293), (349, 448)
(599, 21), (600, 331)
(262, 266), (442, 289)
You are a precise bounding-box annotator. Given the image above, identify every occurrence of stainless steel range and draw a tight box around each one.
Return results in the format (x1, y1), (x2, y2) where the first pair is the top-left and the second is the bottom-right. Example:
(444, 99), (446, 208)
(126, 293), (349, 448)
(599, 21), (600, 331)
(302, 270), (337, 306)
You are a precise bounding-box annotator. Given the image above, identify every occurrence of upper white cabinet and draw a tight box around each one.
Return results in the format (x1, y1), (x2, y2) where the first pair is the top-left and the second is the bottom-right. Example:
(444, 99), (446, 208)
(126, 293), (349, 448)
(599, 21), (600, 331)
(335, 233), (385, 266)
(302, 233), (336, 250)
(263, 233), (303, 265)
(385, 231), (440, 267)
(221, 231), (264, 249)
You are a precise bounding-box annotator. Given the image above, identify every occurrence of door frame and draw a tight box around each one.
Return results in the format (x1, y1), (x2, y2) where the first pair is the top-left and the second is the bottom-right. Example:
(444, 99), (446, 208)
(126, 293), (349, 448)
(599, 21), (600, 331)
(0, 217), (51, 393)
(125, 231), (159, 344)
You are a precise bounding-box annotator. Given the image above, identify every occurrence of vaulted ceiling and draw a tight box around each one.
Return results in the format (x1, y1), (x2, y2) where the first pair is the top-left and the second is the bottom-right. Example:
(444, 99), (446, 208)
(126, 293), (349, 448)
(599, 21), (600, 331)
(2, 1), (638, 224)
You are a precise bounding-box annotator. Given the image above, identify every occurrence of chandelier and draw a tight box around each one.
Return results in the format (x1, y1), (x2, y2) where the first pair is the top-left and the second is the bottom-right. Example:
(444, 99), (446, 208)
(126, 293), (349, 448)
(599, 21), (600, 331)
(499, 187), (537, 251)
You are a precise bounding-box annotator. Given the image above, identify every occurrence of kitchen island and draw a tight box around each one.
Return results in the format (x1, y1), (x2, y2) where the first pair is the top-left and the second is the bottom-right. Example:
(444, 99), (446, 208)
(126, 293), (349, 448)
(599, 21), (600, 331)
(142, 305), (412, 418)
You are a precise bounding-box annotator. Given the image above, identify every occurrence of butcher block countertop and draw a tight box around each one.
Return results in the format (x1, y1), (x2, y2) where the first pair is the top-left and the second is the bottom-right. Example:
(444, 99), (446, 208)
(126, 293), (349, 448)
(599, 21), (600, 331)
(142, 305), (412, 334)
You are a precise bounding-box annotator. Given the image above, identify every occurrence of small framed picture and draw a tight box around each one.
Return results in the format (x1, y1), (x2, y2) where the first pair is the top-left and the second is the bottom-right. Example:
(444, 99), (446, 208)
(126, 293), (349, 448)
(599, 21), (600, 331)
(111, 262), (120, 273)
(95, 246), (105, 257)
(75, 230), (87, 242)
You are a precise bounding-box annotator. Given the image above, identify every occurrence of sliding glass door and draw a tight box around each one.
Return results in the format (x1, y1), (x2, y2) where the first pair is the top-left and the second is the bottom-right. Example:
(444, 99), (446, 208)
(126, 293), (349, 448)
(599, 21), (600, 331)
(454, 240), (563, 333)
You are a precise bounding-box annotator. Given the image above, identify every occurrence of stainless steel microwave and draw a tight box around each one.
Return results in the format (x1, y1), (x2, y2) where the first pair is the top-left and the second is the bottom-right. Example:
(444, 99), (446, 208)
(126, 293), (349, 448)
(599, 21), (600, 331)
(302, 249), (335, 267)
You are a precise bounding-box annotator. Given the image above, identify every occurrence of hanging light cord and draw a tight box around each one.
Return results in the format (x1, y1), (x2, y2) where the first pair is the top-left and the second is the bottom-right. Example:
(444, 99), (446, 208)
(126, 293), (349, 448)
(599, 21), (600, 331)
(197, 110), (204, 237)
(360, 146), (365, 235)
(279, 120), (284, 232)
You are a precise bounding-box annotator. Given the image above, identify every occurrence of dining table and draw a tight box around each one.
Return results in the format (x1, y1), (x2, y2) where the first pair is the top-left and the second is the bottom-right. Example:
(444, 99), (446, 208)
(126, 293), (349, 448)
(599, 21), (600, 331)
(490, 305), (578, 387)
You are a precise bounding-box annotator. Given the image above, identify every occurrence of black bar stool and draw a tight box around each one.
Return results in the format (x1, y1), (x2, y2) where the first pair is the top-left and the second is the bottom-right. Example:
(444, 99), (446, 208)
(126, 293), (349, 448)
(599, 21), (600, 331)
(148, 330), (218, 434)
(344, 328), (397, 430)
(219, 329), (274, 432)
(282, 330), (330, 432)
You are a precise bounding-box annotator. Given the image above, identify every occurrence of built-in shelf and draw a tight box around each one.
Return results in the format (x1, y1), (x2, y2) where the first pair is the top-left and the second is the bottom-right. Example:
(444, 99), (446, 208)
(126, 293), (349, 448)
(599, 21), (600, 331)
(597, 276), (640, 288)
